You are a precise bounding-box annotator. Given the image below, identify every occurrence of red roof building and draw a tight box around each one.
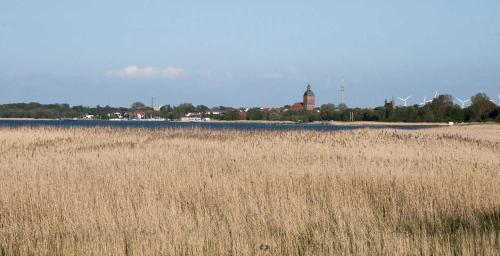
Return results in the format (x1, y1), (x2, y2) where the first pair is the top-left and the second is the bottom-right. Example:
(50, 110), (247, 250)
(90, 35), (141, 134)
(238, 109), (247, 119)
(291, 102), (304, 111)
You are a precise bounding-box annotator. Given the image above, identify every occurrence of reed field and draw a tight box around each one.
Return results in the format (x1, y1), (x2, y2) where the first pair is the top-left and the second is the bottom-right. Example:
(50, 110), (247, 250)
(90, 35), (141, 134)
(0, 124), (499, 255)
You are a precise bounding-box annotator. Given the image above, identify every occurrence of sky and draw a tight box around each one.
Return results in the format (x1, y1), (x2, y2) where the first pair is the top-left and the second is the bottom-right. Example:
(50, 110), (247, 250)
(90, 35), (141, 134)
(1, 0), (499, 108)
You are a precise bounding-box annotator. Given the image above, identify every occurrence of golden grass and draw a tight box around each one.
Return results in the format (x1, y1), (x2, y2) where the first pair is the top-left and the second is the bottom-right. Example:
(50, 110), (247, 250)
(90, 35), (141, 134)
(0, 125), (499, 255)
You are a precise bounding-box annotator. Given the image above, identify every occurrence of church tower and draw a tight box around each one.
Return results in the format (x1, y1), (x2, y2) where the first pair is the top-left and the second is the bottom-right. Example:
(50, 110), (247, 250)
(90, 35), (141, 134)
(303, 83), (315, 111)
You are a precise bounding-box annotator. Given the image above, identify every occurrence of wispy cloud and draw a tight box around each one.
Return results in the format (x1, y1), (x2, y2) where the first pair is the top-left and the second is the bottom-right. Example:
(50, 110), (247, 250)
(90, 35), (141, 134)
(107, 65), (187, 79)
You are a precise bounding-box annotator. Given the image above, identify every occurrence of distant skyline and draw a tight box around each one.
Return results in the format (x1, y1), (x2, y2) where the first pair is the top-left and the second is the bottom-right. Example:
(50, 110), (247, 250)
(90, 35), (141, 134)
(1, 1), (499, 108)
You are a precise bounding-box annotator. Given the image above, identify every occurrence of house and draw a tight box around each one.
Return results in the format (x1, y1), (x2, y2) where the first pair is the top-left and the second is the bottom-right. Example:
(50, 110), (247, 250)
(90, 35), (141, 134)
(208, 108), (222, 115)
(238, 109), (247, 119)
(291, 102), (304, 111)
(180, 116), (202, 122)
(131, 111), (145, 119)
(186, 112), (202, 117)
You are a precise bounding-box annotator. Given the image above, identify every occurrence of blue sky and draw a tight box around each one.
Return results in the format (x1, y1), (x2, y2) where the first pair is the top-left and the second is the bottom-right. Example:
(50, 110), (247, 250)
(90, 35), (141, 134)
(1, 1), (499, 108)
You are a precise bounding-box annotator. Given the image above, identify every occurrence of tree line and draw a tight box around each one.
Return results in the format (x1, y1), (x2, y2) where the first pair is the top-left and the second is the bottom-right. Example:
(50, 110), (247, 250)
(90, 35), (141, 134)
(0, 92), (499, 123)
(320, 92), (500, 123)
(0, 103), (129, 119)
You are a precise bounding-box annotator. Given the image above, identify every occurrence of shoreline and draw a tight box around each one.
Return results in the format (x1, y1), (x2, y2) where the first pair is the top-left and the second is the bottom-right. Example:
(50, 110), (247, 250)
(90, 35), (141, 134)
(0, 117), (497, 127)
(327, 121), (448, 126)
(0, 117), (55, 121)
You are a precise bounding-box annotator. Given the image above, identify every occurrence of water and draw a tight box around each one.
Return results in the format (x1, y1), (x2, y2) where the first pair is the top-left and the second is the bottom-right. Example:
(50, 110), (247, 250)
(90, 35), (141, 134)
(0, 119), (433, 132)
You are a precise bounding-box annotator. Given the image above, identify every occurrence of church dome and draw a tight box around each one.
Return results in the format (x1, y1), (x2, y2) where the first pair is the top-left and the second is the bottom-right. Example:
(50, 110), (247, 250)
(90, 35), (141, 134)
(303, 83), (314, 97)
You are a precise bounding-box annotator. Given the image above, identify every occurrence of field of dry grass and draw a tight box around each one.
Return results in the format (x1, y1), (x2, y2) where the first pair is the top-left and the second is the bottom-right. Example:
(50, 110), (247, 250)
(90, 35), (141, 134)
(0, 125), (499, 255)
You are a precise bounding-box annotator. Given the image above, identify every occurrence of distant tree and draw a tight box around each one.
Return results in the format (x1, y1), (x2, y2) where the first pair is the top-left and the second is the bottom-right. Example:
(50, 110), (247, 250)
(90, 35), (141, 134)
(222, 110), (241, 120)
(160, 105), (173, 119)
(178, 103), (196, 112)
(246, 108), (263, 120)
(430, 94), (454, 121)
(493, 107), (500, 122)
(306, 112), (321, 122)
(361, 109), (380, 121)
(160, 104), (172, 111)
(131, 102), (146, 110)
(195, 105), (209, 113)
(372, 107), (387, 121)
(172, 103), (195, 119)
(447, 106), (465, 122)
(27, 102), (42, 109)
(217, 106), (235, 113)
(417, 106), (435, 122)
(269, 112), (283, 121)
(320, 104), (336, 121)
(71, 105), (91, 117)
(470, 93), (496, 121)
(338, 103), (347, 111)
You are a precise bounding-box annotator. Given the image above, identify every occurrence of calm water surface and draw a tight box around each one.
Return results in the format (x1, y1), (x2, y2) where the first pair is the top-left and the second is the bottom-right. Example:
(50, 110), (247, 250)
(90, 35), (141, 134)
(0, 119), (433, 132)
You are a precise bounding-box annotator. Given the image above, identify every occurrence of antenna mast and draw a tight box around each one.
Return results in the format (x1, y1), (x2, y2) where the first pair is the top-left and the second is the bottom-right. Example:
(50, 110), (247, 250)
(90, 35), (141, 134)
(340, 79), (345, 106)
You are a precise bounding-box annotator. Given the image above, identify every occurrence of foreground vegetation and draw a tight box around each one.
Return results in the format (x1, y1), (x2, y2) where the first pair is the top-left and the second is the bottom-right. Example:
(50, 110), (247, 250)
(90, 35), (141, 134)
(0, 125), (499, 255)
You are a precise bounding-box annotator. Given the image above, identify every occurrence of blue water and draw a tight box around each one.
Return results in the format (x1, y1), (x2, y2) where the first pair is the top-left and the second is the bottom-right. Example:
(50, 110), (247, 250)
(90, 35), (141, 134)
(0, 119), (433, 132)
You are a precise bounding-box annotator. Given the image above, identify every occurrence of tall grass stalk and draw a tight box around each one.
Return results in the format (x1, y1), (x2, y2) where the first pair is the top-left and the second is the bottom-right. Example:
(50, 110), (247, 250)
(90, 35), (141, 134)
(0, 125), (499, 255)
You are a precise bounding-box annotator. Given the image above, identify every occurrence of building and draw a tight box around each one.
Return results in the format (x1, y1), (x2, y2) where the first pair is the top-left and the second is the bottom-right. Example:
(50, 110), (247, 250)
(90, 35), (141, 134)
(291, 102), (304, 111)
(303, 83), (315, 111)
(180, 116), (202, 122)
(384, 98), (397, 110)
(238, 109), (247, 119)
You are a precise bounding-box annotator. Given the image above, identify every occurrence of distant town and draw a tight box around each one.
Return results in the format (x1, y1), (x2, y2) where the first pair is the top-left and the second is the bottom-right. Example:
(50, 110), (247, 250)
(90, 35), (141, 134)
(1, 83), (499, 123)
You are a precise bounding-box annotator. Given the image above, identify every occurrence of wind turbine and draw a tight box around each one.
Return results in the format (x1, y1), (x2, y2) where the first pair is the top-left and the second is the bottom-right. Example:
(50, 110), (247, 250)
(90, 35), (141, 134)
(398, 96), (411, 107)
(433, 91), (438, 99)
(455, 97), (470, 108)
(490, 98), (498, 105)
(420, 96), (428, 106)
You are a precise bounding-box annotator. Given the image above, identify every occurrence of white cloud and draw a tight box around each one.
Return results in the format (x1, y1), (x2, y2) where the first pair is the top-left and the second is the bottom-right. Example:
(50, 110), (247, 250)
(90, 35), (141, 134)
(107, 65), (187, 79)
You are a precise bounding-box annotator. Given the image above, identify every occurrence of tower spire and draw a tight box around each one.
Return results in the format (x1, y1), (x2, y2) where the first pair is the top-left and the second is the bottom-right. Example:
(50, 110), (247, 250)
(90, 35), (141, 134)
(303, 82), (315, 111)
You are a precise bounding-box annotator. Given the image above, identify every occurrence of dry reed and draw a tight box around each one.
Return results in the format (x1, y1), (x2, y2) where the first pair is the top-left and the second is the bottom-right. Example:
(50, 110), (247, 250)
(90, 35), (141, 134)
(0, 125), (499, 255)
